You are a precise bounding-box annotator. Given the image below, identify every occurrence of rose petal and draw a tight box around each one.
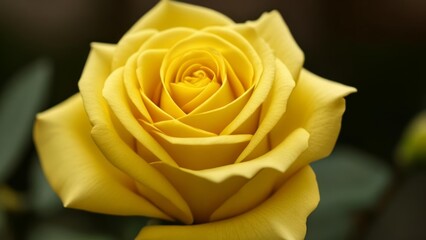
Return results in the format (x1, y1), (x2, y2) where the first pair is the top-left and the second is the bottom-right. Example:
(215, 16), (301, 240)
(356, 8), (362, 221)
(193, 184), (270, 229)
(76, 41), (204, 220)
(122, 53), (155, 123)
(136, 166), (319, 240)
(209, 168), (279, 221)
(169, 81), (211, 108)
(150, 162), (247, 224)
(177, 86), (253, 134)
(135, 49), (166, 102)
(112, 29), (157, 70)
(235, 58), (295, 163)
(34, 95), (171, 220)
(151, 133), (252, 170)
(126, 0), (233, 35)
(134, 49), (172, 122)
(159, 82), (187, 118)
(79, 43), (193, 224)
(153, 119), (216, 138)
(249, 10), (304, 79)
(139, 27), (196, 52)
(179, 80), (223, 113)
(270, 69), (357, 177)
(151, 128), (309, 222)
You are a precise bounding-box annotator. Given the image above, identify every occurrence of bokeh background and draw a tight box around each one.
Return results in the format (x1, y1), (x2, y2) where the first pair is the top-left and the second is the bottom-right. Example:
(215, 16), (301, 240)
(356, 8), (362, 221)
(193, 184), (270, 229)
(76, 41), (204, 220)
(1, 0), (425, 239)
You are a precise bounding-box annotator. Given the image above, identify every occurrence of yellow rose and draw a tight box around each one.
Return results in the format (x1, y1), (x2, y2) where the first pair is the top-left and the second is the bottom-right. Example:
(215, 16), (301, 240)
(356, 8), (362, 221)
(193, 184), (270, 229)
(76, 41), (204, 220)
(34, 1), (356, 239)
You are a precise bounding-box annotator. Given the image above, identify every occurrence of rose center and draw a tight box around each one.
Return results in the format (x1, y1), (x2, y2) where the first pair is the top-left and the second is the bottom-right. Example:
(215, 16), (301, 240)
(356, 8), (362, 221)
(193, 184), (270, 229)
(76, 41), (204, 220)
(161, 48), (226, 113)
(182, 67), (214, 87)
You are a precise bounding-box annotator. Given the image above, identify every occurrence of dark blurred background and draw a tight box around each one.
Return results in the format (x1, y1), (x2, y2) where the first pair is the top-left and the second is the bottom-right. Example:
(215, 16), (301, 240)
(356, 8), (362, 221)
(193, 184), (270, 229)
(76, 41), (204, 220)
(0, 0), (425, 239)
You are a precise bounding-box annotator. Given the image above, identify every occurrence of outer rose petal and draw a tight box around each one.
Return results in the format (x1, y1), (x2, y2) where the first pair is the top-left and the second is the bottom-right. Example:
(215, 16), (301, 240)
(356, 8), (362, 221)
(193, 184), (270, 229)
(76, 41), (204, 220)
(78, 43), (193, 224)
(34, 95), (171, 220)
(127, 0), (233, 34)
(112, 29), (157, 70)
(270, 69), (357, 178)
(136, 166), (319, 240)
(249, 11), (304, 79)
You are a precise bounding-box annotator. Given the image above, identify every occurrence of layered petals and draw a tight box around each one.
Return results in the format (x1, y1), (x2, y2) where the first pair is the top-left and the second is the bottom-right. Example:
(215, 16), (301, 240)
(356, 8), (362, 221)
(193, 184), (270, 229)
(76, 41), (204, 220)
(151, 128), (310, 223)
(136, 166), (319, 240)
(79, 43), (192, 224)
(34, 95), (170, 220)
(236, 59), (295, 163)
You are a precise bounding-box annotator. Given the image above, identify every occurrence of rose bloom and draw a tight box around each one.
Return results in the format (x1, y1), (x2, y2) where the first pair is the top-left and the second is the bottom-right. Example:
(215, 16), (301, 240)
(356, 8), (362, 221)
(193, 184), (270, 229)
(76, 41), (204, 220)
(34, 1), (356, 239)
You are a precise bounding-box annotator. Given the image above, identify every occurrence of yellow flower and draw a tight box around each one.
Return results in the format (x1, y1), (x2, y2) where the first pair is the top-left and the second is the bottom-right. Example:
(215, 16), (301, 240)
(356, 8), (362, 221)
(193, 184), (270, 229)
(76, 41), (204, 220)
(34, 1), (356, 239)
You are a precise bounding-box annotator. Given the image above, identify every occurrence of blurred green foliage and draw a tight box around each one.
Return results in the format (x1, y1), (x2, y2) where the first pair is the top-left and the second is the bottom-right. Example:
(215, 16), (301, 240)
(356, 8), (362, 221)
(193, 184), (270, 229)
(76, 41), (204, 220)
(0, 60), (52, 183)
(396, 111), (426, 168)
(307, 146), (392, 240)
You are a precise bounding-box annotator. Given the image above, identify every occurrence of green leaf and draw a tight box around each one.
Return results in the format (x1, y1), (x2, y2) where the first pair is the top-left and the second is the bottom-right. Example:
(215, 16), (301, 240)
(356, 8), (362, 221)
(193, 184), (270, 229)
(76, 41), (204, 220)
(0, 59), (53, 182)
(396, 111), (426, 168)
(306, 146), (392, 240)
(28, 155), (62, 217)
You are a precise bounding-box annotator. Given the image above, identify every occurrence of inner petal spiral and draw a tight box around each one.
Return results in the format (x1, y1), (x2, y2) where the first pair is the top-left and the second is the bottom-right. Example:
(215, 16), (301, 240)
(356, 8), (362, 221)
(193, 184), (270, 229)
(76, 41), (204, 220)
(162, 48), (225, 113)
(182, 67), (212, 87)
